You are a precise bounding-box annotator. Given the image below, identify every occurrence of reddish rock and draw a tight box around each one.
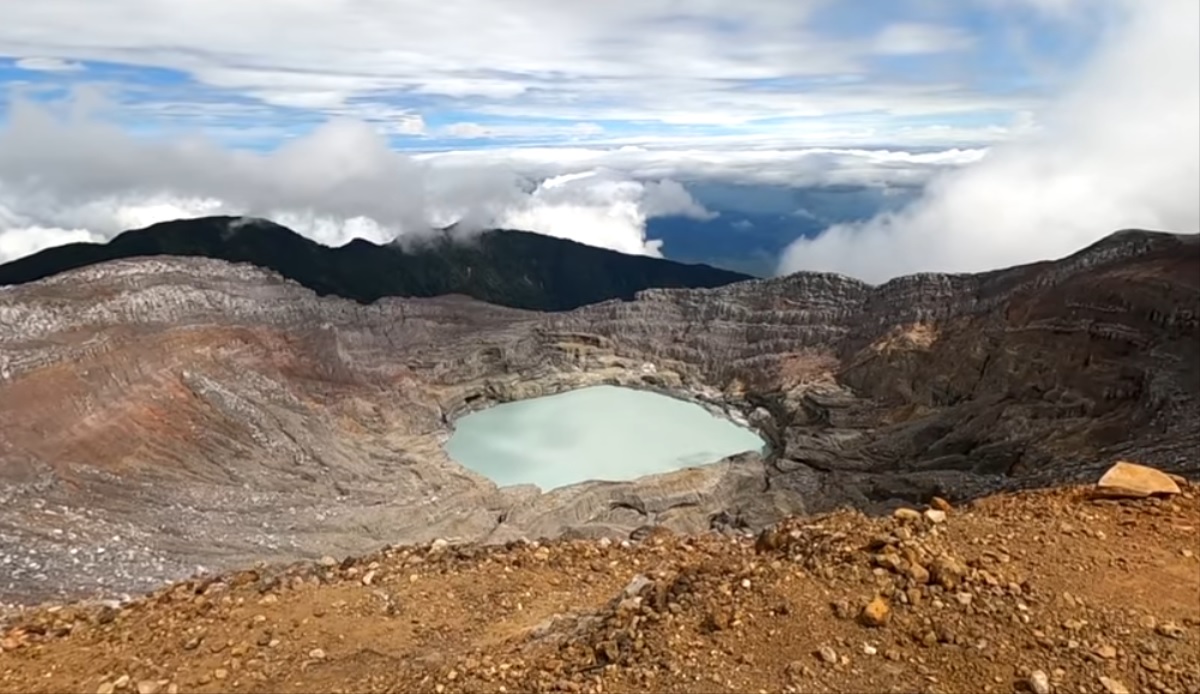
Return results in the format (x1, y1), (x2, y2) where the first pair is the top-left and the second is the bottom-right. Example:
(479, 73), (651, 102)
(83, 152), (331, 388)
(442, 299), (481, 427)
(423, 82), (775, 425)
(858, 596), (891, 627)
(930, 497), (953, 512)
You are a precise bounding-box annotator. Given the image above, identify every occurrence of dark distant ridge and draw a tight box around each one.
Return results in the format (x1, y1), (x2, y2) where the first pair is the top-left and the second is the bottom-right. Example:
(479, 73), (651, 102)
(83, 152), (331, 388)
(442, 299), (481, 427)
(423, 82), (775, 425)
(0, 216), (752, 311)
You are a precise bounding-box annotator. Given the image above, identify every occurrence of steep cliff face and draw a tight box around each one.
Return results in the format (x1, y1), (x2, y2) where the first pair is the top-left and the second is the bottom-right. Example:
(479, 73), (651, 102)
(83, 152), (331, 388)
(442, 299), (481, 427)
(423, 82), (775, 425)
(552, 231), (1198, 490)
(0, 227), (1196, 605)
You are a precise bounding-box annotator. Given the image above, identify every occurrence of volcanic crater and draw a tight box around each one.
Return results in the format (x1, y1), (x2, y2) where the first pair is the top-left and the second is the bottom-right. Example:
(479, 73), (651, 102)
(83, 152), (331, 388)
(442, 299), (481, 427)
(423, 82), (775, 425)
(0, 223), (1197, 607)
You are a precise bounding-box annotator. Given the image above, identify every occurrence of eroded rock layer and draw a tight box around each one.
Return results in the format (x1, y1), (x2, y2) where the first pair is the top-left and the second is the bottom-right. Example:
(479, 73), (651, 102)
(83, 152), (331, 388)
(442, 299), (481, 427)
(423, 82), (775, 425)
(0, 229), (1197, 604)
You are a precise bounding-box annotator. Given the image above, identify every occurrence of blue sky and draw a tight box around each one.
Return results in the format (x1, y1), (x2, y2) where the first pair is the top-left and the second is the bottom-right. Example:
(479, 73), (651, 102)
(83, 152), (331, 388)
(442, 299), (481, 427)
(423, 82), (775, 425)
(0, 0), (1112, 152)
(1, 0), (1193, 284)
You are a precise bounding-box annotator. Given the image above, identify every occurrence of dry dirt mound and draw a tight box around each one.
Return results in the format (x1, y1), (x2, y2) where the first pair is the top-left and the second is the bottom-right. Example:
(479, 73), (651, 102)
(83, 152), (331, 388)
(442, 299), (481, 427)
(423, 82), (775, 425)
(2, 486), (1197, 694)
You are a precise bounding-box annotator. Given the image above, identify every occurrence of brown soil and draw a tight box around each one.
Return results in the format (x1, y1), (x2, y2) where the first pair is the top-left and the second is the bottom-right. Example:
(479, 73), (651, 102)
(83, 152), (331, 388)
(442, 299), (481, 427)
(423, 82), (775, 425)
(2, 486), (1197, 694)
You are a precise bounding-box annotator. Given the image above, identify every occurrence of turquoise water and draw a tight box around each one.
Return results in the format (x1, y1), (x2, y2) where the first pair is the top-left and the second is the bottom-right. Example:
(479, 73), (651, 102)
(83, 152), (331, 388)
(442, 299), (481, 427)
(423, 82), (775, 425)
(445, 385), (766, 490)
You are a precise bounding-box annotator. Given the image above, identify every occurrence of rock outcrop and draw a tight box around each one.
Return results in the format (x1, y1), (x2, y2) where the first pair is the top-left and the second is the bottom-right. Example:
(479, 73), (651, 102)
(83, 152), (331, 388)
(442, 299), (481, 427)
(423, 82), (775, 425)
(0, 226), (1197, 604)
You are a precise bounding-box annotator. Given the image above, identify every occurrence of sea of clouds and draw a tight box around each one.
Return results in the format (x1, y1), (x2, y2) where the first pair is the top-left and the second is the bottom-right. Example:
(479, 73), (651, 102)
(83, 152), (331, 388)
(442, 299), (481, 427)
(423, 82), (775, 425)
(0, 0), (1195, 282)
(778, 0), (1199, 282)
(0, 105), (979, 265)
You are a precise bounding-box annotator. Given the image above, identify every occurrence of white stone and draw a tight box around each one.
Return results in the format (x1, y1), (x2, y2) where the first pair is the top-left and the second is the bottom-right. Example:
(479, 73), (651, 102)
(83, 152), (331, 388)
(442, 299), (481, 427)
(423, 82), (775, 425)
(1028, 670), (1051, 694)
(1097, 462), (1181, 498)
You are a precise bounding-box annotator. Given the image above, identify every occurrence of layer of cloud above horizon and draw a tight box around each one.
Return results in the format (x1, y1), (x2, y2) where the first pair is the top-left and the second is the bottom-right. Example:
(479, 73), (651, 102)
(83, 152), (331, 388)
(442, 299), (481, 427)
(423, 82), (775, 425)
(778, 0), (1199, 282)
(0, 0), (1196, 282)
(0, 0), (1110, 150)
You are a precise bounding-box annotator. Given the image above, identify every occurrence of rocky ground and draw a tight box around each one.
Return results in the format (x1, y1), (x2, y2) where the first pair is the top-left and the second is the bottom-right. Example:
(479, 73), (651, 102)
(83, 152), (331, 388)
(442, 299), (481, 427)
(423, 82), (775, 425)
(2, 481), (1197, 694)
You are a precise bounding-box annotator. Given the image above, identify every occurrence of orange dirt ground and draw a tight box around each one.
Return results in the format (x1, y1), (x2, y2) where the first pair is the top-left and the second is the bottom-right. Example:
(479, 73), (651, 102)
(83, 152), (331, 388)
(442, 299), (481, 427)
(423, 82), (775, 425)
(2, 486), (1198, 694)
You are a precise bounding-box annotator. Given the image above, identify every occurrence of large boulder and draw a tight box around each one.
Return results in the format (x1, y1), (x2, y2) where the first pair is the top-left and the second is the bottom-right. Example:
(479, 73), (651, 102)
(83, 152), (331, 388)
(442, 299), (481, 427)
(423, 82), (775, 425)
(1096, 461), (1182, 498)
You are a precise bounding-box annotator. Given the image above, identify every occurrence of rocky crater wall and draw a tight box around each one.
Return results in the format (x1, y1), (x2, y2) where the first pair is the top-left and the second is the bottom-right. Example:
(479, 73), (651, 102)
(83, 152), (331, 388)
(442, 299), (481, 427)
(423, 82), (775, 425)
(0, 230), (1196, 606)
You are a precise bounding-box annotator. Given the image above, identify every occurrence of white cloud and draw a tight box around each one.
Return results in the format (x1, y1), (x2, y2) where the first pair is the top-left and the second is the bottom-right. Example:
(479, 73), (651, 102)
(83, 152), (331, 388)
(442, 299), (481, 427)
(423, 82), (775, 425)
(437, 121), (604, 142)
(441, 122), (491, 139)
(0, 90), (995, 265)
(3, 0), (1177, 282)
(872, 23), (975, 55)
(0, 96), (724, 262)
(779, 0), (1200, 283)
(419, 146), (985, 189)
(497, 171), (714, 256)
(0, 1), (824, 119)
(14, 57), (85, 72)
(0, 220), (103, 260)
(0, 0), (1051, 129)
(463, 84), (1036, 128)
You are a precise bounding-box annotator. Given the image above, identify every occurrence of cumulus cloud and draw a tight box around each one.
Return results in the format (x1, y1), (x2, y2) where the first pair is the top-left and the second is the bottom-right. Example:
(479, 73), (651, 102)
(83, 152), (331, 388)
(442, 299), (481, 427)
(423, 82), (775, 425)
(499, 172), (715, 256)
(779, 0), (1200, 283)
(0, 88), (996, 265)
(0, 95), (723, 262)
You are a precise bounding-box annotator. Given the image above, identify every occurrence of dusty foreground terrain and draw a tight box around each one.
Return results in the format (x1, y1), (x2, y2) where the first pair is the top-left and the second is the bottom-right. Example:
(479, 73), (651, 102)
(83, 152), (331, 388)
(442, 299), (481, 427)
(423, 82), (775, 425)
(2, 485), (1197, 694)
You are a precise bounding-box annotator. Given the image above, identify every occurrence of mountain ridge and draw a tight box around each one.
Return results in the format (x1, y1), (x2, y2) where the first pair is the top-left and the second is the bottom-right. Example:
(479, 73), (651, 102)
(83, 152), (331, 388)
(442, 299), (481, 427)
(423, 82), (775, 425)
(0, 216), (751, 312)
